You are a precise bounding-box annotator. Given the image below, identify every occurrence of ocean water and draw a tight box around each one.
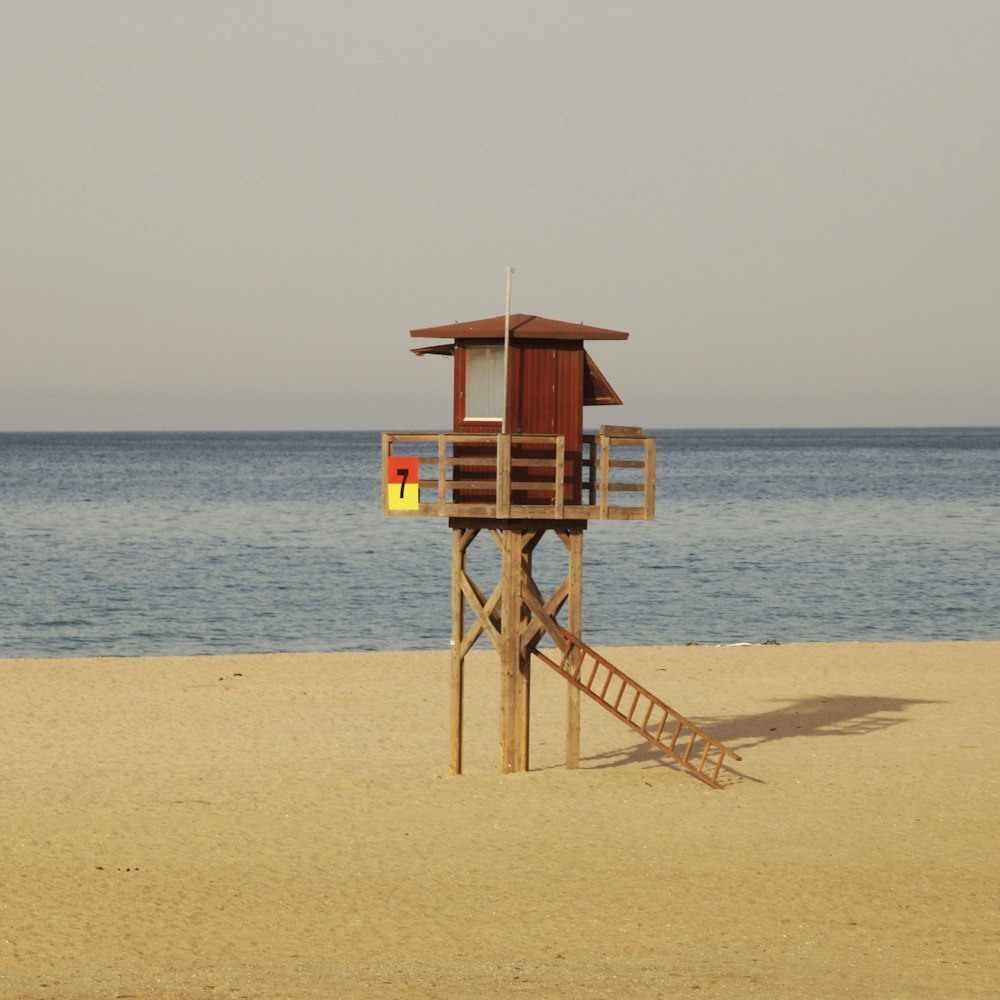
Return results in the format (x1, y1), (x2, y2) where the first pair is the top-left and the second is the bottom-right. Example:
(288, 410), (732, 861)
(1, 428), (998, 657)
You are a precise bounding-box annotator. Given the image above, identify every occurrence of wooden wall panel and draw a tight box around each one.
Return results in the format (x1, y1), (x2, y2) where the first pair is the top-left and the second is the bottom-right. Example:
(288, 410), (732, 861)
(453, 339), (585, 505)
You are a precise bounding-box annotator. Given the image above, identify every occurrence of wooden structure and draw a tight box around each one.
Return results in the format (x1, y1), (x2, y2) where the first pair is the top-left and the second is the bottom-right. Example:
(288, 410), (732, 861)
(412, 314), (627, 505)
(382, 312), (740, 787)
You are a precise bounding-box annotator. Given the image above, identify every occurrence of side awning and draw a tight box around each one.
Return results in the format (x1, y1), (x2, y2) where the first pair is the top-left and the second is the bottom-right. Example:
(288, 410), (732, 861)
(583, 351), (622, 406)
(411, 343), (454, 357)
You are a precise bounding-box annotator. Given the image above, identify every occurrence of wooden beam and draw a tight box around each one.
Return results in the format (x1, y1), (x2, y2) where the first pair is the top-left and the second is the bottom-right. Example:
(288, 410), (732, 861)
(516, 531), (532, 772)
(599, 438), (610, 520)
(566, 527), (583, 769)
(554, 436), (565, 518)
(450, 527), (464, 775)
(459, 573), (503, 654)
(496, 434), (511, 519)
(499, 528), (521, 772)
(437, 435), (448, 515)
(645, 436), (656, 519)
(521, 575), (570, 656)
(381, 434), (391, 517)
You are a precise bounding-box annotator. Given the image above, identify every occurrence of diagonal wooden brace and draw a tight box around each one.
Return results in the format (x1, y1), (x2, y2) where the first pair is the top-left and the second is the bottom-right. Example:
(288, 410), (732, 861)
(521, 575), (571, 657)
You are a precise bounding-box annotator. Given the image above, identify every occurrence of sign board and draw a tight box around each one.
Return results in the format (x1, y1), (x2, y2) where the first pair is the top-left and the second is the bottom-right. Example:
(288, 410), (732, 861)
(387, 456), (420, 510)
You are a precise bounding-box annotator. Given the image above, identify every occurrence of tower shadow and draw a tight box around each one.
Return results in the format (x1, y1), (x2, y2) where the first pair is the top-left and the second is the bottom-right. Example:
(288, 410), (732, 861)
(577, 693), (943, 777)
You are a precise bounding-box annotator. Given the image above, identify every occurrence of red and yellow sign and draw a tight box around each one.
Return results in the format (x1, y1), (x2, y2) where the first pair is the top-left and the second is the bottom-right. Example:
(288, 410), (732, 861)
(387, 457), (420, 510)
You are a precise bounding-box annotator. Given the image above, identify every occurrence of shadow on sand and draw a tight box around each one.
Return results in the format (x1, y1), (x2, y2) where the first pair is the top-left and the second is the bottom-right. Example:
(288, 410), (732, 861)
(577, 693), (943, 781)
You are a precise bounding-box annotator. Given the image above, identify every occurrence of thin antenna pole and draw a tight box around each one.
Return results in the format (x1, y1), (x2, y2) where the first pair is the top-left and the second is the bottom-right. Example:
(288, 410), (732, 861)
(502, 266), (514, 434)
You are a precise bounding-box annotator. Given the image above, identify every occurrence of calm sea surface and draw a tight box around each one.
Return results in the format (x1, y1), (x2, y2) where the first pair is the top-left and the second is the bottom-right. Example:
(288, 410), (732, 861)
(1, 428), (998, 657)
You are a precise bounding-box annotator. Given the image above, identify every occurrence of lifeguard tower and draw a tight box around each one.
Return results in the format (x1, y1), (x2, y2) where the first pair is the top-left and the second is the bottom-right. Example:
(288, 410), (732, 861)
(382, 307), (740, 787)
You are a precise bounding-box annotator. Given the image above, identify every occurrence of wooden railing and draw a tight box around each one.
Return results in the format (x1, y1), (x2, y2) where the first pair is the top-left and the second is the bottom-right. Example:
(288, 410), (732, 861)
(381, 427), (655, 521)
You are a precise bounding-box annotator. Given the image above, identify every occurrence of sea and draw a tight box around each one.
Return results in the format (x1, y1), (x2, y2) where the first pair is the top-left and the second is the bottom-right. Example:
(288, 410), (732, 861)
(1, 428), (998, 658)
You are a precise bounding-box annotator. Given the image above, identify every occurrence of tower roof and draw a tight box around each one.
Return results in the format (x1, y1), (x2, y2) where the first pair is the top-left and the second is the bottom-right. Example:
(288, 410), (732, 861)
(410, 313), (629, 341)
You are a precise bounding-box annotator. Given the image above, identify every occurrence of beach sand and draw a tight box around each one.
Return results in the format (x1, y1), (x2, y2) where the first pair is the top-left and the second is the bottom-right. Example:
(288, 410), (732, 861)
(1, 641), (997, 998)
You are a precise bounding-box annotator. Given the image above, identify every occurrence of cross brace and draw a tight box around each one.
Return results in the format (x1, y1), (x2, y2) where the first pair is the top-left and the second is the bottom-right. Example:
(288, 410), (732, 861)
(449, 519), (584, 774)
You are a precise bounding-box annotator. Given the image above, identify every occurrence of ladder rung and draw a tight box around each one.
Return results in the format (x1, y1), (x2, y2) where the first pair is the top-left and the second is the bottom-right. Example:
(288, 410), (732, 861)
(653, 713), (668, 743)
(668, 720), (683, 752)
(626, 690), (641, 721)
(599, 669), (614, 700)
(612, 680), (629, 712)
(641, 700), (654, 731)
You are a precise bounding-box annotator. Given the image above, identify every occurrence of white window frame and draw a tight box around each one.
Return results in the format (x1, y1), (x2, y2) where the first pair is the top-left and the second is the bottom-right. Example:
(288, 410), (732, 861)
(464, 345), (504, 421)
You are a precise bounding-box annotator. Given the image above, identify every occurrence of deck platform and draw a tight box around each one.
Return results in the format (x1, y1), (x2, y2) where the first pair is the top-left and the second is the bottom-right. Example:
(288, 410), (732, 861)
(381, 428), (655, 521)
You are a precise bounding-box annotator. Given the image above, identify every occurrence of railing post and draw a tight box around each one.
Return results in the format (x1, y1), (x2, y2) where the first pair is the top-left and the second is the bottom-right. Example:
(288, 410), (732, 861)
(599, 434), (610, 519)
(583, 435), (596, 506)
(381, 433), (391, 516)
(644, 435), (656, 519)
(437, 433), (447, 515)
(554, 435), (565, 517)
(496, 433), (511, 518)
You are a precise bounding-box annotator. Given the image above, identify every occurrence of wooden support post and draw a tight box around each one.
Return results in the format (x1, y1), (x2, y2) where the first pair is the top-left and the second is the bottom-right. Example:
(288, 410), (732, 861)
(450, 518), (587, 776)
(381, 434), (391, 517)
(515, 530), (545, 771)
(499, 527), (521, 772)
(565, 527), (583, 768)
(450, 526), (468, 775)
(496, 434), (511, 518)
(644, 435), (656, 520)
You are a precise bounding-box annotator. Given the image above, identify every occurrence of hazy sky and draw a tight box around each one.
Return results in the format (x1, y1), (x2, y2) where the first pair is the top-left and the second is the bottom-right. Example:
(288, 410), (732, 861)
(3, 1), (998, 431)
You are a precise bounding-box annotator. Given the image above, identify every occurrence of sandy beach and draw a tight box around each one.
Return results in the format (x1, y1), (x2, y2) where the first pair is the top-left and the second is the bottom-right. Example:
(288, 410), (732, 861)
(1, 641), (997, 998)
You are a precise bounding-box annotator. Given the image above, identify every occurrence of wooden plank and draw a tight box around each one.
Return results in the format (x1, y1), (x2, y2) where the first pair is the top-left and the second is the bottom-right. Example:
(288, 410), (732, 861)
(604, 437), (650, 447)
(459, 574), (504, 659)
(599, 424), (644, 437)
(509, 480), (556, 491)
(384, 432), (440, 444)
(507, 505), (589, 519)
(520, 575), (569, 656)
(444, 503), (498, 518)
(445, 479), (501, 490)
(522, 529), (545, 557)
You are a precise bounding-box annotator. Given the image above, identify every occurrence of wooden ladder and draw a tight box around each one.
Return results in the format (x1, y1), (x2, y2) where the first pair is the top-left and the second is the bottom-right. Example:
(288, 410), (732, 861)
(533, 630), (742, 788)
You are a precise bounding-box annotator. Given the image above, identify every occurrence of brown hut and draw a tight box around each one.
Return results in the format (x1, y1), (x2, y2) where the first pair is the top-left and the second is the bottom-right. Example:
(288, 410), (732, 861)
(411, 313), (626, 504)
